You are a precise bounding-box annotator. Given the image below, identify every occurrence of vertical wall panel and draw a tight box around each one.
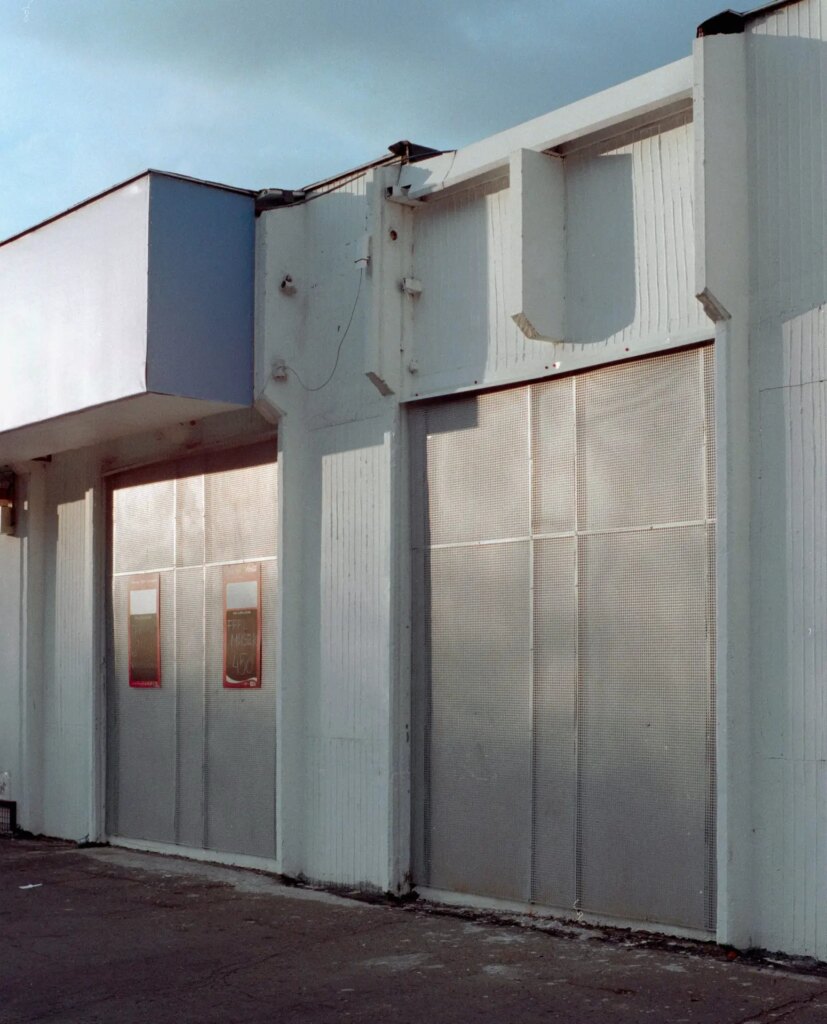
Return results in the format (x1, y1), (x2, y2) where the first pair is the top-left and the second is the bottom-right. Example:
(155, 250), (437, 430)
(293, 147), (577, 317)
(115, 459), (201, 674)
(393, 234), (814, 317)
(756, 375), (827, 956)
(175, 475), (205, 568)
(174, 565), (205, 848)
(578, 527), (710, 928)
(532, 378), (576, 536)
(109, 571), (177, 841)
(428, 541), (532, 900)
(425, 390), (529, 545)
(576, 350), (705, 531)
(42, 452), (98, 840)
(113, 479), (175, 573)
(302, 418), (395, 888)
(204, 559), (277, 859)
(532, 537), (577, 907)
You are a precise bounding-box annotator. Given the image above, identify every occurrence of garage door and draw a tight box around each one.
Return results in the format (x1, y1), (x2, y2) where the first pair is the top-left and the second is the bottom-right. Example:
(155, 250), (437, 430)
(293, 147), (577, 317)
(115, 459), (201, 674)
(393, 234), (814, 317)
(410, 347), (716, 932)
(106, 440), (278, 860)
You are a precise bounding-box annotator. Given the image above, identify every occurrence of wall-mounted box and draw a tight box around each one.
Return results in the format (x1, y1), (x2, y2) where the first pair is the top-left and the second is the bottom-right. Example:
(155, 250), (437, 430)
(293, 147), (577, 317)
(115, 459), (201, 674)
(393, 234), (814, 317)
(0, 172), (255, 461)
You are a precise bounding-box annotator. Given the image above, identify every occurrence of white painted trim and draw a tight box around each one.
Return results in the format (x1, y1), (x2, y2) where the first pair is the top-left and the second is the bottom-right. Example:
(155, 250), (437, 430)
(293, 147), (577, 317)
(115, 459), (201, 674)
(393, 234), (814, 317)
(416, 886), (714, 942)
(388, 406), (412, 894)
(107, 835), (282, 875)
(403, 328), (714, 405)
(401, 57), (693, 199)
(89, 476), (107, 842)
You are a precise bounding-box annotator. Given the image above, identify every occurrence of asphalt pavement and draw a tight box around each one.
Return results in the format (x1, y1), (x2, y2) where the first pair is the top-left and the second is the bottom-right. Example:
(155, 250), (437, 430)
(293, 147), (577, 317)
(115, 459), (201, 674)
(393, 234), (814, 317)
(2, 836), (827, 1023)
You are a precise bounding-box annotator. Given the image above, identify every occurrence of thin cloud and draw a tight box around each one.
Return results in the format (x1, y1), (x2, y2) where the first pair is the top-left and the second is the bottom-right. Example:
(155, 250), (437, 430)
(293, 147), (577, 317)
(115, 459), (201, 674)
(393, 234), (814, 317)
(0, 0), (726, 240)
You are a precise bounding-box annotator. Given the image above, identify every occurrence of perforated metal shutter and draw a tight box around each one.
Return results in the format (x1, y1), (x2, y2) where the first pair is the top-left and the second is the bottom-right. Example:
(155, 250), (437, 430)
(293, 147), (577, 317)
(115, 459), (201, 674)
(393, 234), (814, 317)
(107, 441), (278, 859)
(411, 347), (717, 932)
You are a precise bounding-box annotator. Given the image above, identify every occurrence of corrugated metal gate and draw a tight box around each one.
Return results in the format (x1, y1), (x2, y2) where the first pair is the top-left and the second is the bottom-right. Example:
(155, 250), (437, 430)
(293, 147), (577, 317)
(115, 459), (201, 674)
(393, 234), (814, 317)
(411, 347), (716, 932)
(106, 441), (278, 860)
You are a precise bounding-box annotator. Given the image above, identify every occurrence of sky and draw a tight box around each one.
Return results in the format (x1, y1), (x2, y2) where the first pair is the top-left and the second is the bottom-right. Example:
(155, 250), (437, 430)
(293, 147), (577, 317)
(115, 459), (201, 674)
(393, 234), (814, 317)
(1, 0), (729, 242)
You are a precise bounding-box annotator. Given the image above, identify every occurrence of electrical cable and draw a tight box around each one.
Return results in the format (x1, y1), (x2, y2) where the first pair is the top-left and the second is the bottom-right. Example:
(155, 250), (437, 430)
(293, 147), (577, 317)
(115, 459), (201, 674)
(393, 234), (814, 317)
(285, 266), (364, 393)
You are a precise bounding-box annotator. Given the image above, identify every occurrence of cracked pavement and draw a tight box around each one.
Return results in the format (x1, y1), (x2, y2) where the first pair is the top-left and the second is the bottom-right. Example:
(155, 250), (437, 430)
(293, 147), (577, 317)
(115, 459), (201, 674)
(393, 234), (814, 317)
(2, 836), (827, 1023)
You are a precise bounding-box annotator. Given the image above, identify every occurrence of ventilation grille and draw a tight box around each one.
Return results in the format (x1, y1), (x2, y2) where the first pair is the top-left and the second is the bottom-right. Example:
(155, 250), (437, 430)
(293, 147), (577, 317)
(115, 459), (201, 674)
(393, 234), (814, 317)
(412, 346), (717, 933)
(0, 800), (17, 835)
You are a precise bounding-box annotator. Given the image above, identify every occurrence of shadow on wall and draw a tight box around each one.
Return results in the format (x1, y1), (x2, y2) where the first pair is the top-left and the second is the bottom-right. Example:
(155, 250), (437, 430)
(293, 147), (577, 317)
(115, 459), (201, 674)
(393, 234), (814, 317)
(748, 34), (827, 957)
(565, 152), (636, 344)
(748, 35), (827, 329)
(408, 176), (499, 391)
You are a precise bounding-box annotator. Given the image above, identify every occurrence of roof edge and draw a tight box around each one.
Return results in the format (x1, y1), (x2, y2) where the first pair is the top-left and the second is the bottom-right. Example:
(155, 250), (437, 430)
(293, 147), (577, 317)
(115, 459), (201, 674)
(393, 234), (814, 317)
(399, 56), (693, 201)
(299, 140), (445, 197)
(0, 169), (255, 251)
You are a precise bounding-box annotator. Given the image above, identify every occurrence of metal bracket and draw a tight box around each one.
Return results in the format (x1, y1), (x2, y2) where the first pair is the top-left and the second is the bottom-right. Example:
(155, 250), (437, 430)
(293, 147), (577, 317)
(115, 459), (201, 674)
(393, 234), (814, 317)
(401, 277), (423, 297)
(385, 184), (422, 207)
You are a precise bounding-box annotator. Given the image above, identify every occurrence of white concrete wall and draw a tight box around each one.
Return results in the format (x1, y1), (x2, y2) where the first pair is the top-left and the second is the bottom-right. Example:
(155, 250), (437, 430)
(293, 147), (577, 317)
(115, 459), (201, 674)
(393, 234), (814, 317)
(742, 0), (827, 960)
(257, 171), (407, 891)
(694, 29), (752, 953)
(7, 410), (277, 841)
(38, 450), (100, 841)
(0, 180), (150, 433)
(4, 80), (718, 913)
(301, 413), (398, 887)
(1, 452), (101, 841)
(256, 106), (709, 894)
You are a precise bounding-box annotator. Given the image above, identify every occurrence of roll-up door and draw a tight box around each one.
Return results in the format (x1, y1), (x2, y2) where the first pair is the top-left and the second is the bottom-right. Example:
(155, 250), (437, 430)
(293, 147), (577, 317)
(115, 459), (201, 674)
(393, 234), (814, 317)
(106, 440), (278, 860)
(411, 347), (716, 932)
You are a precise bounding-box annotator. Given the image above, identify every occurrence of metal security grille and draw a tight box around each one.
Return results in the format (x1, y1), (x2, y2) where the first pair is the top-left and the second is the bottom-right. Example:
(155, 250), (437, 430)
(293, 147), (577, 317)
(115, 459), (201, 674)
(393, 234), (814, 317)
(411, 346), (717, 932)
(0, 800), (16, 834)
(106, 441), (278, 860)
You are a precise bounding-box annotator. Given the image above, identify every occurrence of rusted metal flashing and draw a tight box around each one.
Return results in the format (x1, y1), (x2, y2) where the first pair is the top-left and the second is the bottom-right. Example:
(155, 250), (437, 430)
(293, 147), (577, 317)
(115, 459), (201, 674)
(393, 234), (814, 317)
(300, 141), (446, 199)
(697, 10), (746, 35)
(255, 189), (307, 212)
(387, 140), (443, 162)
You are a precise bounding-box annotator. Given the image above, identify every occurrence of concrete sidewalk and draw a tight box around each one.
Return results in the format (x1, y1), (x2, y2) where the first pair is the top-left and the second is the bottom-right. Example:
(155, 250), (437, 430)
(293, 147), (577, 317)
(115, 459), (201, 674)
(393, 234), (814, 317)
(2, 836), (826, 1023)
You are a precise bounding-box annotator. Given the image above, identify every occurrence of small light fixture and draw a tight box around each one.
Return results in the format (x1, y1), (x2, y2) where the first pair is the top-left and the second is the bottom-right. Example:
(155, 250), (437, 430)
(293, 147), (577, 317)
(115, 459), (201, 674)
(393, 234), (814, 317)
(0, 468), (16, 536)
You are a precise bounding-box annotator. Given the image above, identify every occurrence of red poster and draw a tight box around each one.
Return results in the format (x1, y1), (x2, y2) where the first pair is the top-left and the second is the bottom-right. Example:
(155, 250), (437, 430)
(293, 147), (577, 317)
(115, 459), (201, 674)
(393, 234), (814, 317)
(223, 564), (262, 689)
(128, 574), (161, 688)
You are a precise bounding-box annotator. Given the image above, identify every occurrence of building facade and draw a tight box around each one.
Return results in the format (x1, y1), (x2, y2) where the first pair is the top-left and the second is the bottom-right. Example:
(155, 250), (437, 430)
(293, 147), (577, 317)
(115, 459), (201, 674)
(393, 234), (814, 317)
(2, 0), (826, 960)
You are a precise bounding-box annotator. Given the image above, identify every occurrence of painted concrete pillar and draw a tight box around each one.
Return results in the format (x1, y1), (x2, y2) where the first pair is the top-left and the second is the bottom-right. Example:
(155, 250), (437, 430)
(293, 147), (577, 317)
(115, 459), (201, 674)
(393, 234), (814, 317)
(694, 30), (752, 948)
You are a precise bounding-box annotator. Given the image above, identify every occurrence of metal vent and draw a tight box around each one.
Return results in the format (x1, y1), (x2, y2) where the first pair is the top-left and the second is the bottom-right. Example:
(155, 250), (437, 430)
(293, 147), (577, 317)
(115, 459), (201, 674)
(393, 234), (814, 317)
(412, 346), (717, 932)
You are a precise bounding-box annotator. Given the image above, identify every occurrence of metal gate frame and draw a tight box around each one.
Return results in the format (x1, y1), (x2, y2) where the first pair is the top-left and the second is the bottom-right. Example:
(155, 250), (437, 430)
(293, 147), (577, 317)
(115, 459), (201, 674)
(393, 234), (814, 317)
(103, 437), (279, 863)
(410, 345), (717, 932)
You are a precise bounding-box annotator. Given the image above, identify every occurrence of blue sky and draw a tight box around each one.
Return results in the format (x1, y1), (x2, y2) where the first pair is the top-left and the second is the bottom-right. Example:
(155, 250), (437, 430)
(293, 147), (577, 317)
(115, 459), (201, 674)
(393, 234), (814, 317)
(1, 0), (727, 242)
